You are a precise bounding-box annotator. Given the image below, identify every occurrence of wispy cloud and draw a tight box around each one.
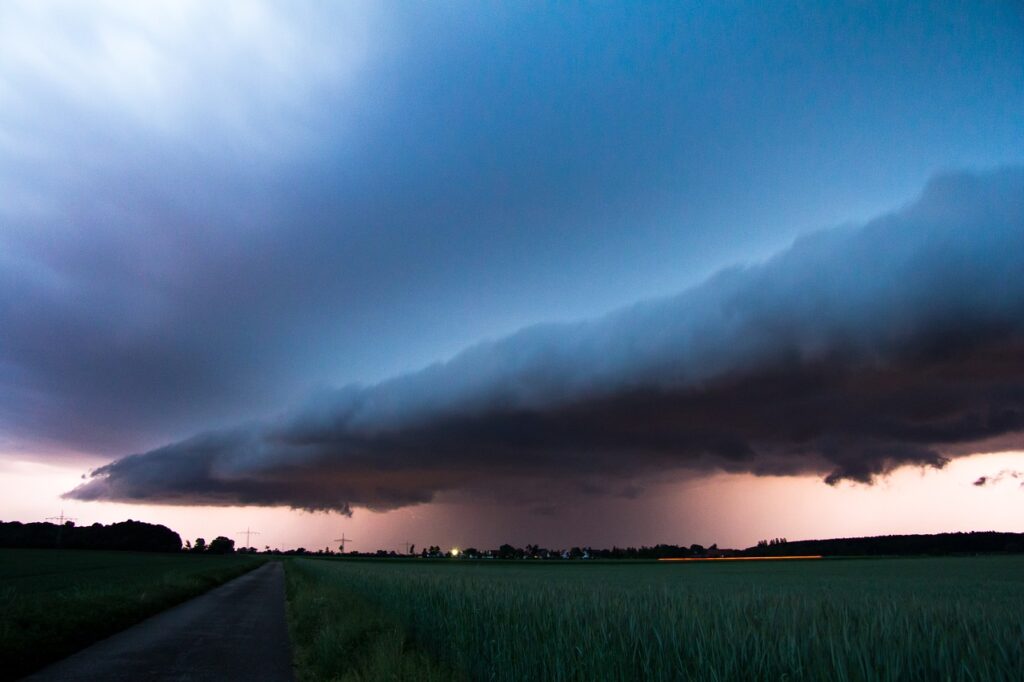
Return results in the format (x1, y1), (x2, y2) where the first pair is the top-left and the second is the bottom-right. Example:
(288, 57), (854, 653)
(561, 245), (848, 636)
(973, 469), (1024, 487)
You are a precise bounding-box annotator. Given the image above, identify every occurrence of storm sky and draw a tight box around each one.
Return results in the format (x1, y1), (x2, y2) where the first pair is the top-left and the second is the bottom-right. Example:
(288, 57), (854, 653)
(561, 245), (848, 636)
(2, 2), (1023, 547)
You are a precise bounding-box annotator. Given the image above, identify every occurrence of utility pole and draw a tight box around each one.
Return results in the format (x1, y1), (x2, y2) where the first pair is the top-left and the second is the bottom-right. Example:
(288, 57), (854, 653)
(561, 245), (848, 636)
(403, 541), (414, 555)
(46, 509), (77, 549)
(334, 533), (352, 553)
(46, 509), (76, 525)
(236, 527), (261, 548)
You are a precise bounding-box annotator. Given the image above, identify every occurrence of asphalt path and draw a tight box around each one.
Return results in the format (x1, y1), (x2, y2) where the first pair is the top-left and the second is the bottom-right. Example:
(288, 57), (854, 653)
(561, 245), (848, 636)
(24, 562), (293, 681)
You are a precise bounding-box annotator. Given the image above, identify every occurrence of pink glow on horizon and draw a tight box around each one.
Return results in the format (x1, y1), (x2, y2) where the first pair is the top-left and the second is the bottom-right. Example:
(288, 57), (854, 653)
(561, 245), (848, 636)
(1, 451), (1021, 552)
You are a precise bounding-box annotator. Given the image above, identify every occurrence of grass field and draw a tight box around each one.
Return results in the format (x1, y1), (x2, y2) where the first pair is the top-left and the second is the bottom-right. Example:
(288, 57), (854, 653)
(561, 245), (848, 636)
(285, 556), (1024, 681)
(0, 549), (264, 680)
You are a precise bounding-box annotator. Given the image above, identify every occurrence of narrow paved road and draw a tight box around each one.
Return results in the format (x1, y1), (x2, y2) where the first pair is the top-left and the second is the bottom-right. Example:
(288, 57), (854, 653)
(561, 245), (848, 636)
(25, 562), (293, 682)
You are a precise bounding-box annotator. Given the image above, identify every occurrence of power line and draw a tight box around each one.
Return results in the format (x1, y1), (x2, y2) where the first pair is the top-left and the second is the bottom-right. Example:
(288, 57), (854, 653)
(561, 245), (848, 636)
(46, 509), (76, 525)
(236, 527), (261, 547)
(334, 533), (352, 553)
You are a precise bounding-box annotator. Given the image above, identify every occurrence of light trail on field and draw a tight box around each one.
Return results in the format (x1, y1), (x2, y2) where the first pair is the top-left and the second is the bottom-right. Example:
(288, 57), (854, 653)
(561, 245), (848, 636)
(658, 556), (823, 562)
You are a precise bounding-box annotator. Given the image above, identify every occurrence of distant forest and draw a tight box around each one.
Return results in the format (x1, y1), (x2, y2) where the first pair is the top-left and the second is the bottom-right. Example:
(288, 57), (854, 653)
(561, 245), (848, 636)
(0, 520), (181, 552)
(738, 532), (1024, 558)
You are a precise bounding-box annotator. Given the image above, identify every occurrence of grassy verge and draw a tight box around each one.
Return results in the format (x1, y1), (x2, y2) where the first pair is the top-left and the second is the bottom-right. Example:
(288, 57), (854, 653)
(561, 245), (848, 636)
(284, 555), (1024, 681)
(0, 549), (264, 680)
(285, 558), (459, 681)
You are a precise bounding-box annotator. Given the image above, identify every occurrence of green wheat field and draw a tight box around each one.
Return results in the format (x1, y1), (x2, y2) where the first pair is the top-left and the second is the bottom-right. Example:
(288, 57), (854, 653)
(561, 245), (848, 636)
(0, 549), (264, 680)
(285, 555), (1024, 682)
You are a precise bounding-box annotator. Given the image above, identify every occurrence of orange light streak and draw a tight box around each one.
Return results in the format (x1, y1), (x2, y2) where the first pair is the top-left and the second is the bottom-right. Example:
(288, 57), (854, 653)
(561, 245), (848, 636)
(658, 556), (823, 562)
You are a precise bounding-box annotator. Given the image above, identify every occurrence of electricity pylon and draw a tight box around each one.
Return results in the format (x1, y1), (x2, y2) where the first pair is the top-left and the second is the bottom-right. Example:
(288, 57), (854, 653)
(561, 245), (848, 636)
(236, 527), (261, 547)
(46, 509), (76, 525)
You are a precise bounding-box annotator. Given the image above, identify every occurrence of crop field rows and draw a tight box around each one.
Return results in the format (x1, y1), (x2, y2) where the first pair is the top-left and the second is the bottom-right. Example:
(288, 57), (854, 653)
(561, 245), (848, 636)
(285, 556), (1024, 681)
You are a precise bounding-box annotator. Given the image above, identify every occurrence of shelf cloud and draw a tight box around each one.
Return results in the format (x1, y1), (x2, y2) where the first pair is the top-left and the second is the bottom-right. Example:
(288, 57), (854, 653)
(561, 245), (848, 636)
(67, 168), (1024, 512)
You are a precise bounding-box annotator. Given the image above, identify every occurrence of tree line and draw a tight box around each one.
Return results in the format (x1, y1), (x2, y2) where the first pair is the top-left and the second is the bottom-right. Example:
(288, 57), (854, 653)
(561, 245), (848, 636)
(183, 536), (236, 554)
(5, 519), (1022, 558)
(0, 520), (182, 552)
(740, 531), (1024, 557)
(276, 533), (1024, 559)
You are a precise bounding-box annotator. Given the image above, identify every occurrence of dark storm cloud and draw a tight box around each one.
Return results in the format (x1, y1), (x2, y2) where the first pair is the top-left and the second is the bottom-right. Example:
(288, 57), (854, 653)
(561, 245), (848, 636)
(3, 1), (1023, 459)
(68, 169), (1024, 511)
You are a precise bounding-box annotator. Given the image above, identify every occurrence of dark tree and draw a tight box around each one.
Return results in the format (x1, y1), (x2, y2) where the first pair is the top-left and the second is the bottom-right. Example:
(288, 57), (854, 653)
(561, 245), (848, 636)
(207, 536), (235, 554)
